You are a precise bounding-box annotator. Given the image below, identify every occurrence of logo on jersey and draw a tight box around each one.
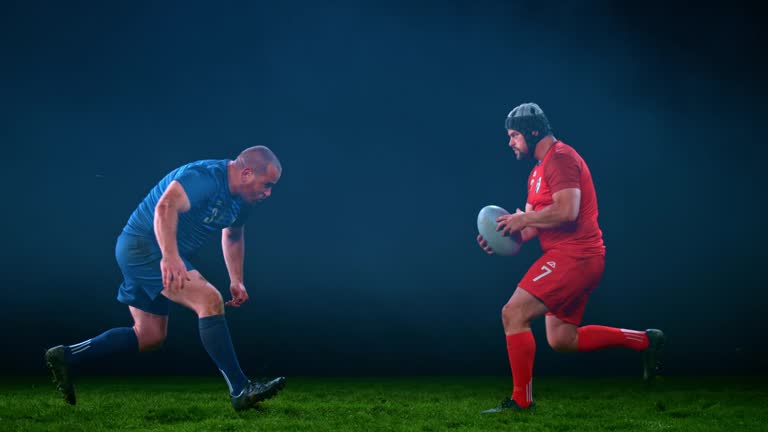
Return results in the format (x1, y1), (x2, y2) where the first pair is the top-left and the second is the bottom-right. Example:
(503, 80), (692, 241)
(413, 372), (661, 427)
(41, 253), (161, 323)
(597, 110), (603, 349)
(547, 261), (556, 268)
(203, 200), (225, 224)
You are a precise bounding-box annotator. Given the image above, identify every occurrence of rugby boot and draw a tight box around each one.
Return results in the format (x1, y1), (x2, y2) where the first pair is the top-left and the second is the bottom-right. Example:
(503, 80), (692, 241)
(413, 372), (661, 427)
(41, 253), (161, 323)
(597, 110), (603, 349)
(230, 377), (286, 411)
(643, 328), (666, 382)
(481, 397), (535, 414)
(45, 345), (76, 405)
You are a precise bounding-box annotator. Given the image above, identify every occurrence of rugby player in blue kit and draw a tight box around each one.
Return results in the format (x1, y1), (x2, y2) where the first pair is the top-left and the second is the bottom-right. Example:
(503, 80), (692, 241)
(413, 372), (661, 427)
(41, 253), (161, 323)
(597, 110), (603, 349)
(45, 145), (286, 411)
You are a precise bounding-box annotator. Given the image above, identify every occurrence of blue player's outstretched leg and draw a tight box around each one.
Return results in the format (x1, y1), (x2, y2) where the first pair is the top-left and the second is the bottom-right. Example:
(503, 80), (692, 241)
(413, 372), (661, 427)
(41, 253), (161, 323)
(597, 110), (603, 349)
(45, 327), (139, 405)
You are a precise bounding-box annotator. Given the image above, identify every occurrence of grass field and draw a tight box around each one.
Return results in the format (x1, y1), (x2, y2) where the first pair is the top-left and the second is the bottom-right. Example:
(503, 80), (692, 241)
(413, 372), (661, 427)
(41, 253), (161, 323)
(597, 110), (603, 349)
(1, 375), (766, 431)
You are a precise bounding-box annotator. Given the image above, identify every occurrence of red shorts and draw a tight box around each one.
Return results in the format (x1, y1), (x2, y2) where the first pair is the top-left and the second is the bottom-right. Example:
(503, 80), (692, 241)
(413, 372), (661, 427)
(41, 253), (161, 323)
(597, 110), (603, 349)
(518, 250), (605, 325)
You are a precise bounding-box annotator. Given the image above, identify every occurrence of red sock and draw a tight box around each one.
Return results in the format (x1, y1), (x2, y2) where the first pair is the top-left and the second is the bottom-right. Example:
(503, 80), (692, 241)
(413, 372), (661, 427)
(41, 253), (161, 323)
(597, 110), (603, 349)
(577, 325), (649, 352)
(506, 331), (535, 408)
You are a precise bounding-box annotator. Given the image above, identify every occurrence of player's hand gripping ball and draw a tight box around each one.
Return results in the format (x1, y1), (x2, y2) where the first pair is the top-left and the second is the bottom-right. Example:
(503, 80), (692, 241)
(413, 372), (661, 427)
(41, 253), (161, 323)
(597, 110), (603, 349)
(477, 205), (522, 256)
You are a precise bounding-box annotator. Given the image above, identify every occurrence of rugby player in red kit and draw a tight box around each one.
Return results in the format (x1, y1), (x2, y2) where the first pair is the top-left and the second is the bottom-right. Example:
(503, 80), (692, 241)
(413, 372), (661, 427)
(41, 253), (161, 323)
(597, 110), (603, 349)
(477, 102), (666, 413)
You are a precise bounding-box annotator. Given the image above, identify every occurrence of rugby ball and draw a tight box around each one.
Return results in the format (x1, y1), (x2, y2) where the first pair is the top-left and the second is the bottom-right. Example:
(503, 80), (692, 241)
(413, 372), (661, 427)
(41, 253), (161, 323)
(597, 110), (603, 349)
(477, 205), (522, 256)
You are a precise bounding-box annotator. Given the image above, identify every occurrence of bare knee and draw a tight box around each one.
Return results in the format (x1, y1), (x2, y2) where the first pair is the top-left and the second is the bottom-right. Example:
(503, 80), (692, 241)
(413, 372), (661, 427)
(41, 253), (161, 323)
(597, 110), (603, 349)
(197, 288), (224, 317)
(161, 273), (224, 317)
(501, 303), (516, 324)
(501, 302), (530, 333)
(134, 326), (167, 352)
(547, 332), (577, 353)
(501, 288), (550, 335)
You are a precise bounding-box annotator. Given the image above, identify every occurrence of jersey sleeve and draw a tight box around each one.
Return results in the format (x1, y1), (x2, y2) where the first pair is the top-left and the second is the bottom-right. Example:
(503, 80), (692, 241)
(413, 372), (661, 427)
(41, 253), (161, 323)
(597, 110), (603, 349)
(174, 168), (218, 207)
(544, 153), (581, 193)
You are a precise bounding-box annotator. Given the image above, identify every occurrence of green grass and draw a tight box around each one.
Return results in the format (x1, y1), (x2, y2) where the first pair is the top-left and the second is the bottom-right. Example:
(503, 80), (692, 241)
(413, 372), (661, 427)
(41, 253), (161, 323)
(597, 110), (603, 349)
(1, 376), (766, 432)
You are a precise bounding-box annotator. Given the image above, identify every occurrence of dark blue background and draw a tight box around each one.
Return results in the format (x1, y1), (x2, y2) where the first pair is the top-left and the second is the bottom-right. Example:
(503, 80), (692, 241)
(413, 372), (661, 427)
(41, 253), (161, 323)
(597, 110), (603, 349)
(2, 1), (765, 377)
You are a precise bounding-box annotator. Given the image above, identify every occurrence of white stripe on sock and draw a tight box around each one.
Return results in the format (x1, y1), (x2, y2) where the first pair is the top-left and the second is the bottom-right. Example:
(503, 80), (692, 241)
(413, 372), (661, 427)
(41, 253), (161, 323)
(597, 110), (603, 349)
(69, 339), (91, 350)
(220, 369), (236, 395)
(71, 345), (91, 355)
(527, 379), (533, 403)
(620, 329), (645, 336)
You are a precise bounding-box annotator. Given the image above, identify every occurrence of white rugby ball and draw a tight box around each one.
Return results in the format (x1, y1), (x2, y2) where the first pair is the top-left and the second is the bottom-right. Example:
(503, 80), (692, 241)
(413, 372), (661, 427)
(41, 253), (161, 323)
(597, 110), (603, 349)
(477, 205), (522, 256)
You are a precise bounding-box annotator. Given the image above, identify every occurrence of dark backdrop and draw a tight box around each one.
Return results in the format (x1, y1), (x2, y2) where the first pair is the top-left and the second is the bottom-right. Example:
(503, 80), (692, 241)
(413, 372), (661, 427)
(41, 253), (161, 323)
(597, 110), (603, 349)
(1, 0), (765, 377)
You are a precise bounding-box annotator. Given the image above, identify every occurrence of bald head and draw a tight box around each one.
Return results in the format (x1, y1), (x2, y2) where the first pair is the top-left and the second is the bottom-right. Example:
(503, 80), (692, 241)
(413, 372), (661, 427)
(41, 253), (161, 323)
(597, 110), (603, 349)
(234, 146), (282, 175)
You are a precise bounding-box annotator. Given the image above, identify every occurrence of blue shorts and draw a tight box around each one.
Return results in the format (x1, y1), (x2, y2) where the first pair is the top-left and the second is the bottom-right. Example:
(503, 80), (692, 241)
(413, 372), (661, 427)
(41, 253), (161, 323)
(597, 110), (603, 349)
(115, 232), (195, 316)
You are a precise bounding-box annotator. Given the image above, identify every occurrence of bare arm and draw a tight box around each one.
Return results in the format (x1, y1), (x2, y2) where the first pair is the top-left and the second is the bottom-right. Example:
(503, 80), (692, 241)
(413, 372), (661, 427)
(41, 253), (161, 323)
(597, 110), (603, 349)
(521, 188), (581, 229)
(222, 225), (245, 284)
(154, 181), (191, 258)
(519, 203), (539, 242)
(154, 180), (191, 291)
(222, 225), (250, 307)
(154, 180), (190, 256)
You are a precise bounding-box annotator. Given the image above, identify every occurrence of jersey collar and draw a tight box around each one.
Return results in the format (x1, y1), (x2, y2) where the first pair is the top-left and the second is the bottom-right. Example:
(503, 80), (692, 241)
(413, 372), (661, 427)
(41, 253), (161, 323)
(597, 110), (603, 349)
(537, 140), (559, 166)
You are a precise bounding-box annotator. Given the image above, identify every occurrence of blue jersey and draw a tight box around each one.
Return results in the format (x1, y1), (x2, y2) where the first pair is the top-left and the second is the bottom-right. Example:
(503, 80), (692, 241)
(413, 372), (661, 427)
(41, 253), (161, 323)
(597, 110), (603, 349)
(122, 160), (250, 257)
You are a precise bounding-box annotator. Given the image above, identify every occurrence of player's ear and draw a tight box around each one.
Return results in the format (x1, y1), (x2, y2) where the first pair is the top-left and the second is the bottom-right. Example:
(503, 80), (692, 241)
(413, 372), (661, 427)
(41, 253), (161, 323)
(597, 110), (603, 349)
(241, 167), (254, 182)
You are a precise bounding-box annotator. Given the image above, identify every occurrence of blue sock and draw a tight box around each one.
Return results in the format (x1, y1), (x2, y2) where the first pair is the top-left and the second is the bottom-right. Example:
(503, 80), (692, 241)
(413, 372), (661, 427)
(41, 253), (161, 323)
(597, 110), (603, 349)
(199, 314), (249, 396)
(66, 327), (139, 366)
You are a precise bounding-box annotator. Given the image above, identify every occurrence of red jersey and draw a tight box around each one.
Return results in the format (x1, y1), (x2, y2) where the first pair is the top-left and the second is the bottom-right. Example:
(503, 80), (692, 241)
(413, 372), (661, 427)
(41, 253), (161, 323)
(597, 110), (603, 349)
(526, 141), (605, 256)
